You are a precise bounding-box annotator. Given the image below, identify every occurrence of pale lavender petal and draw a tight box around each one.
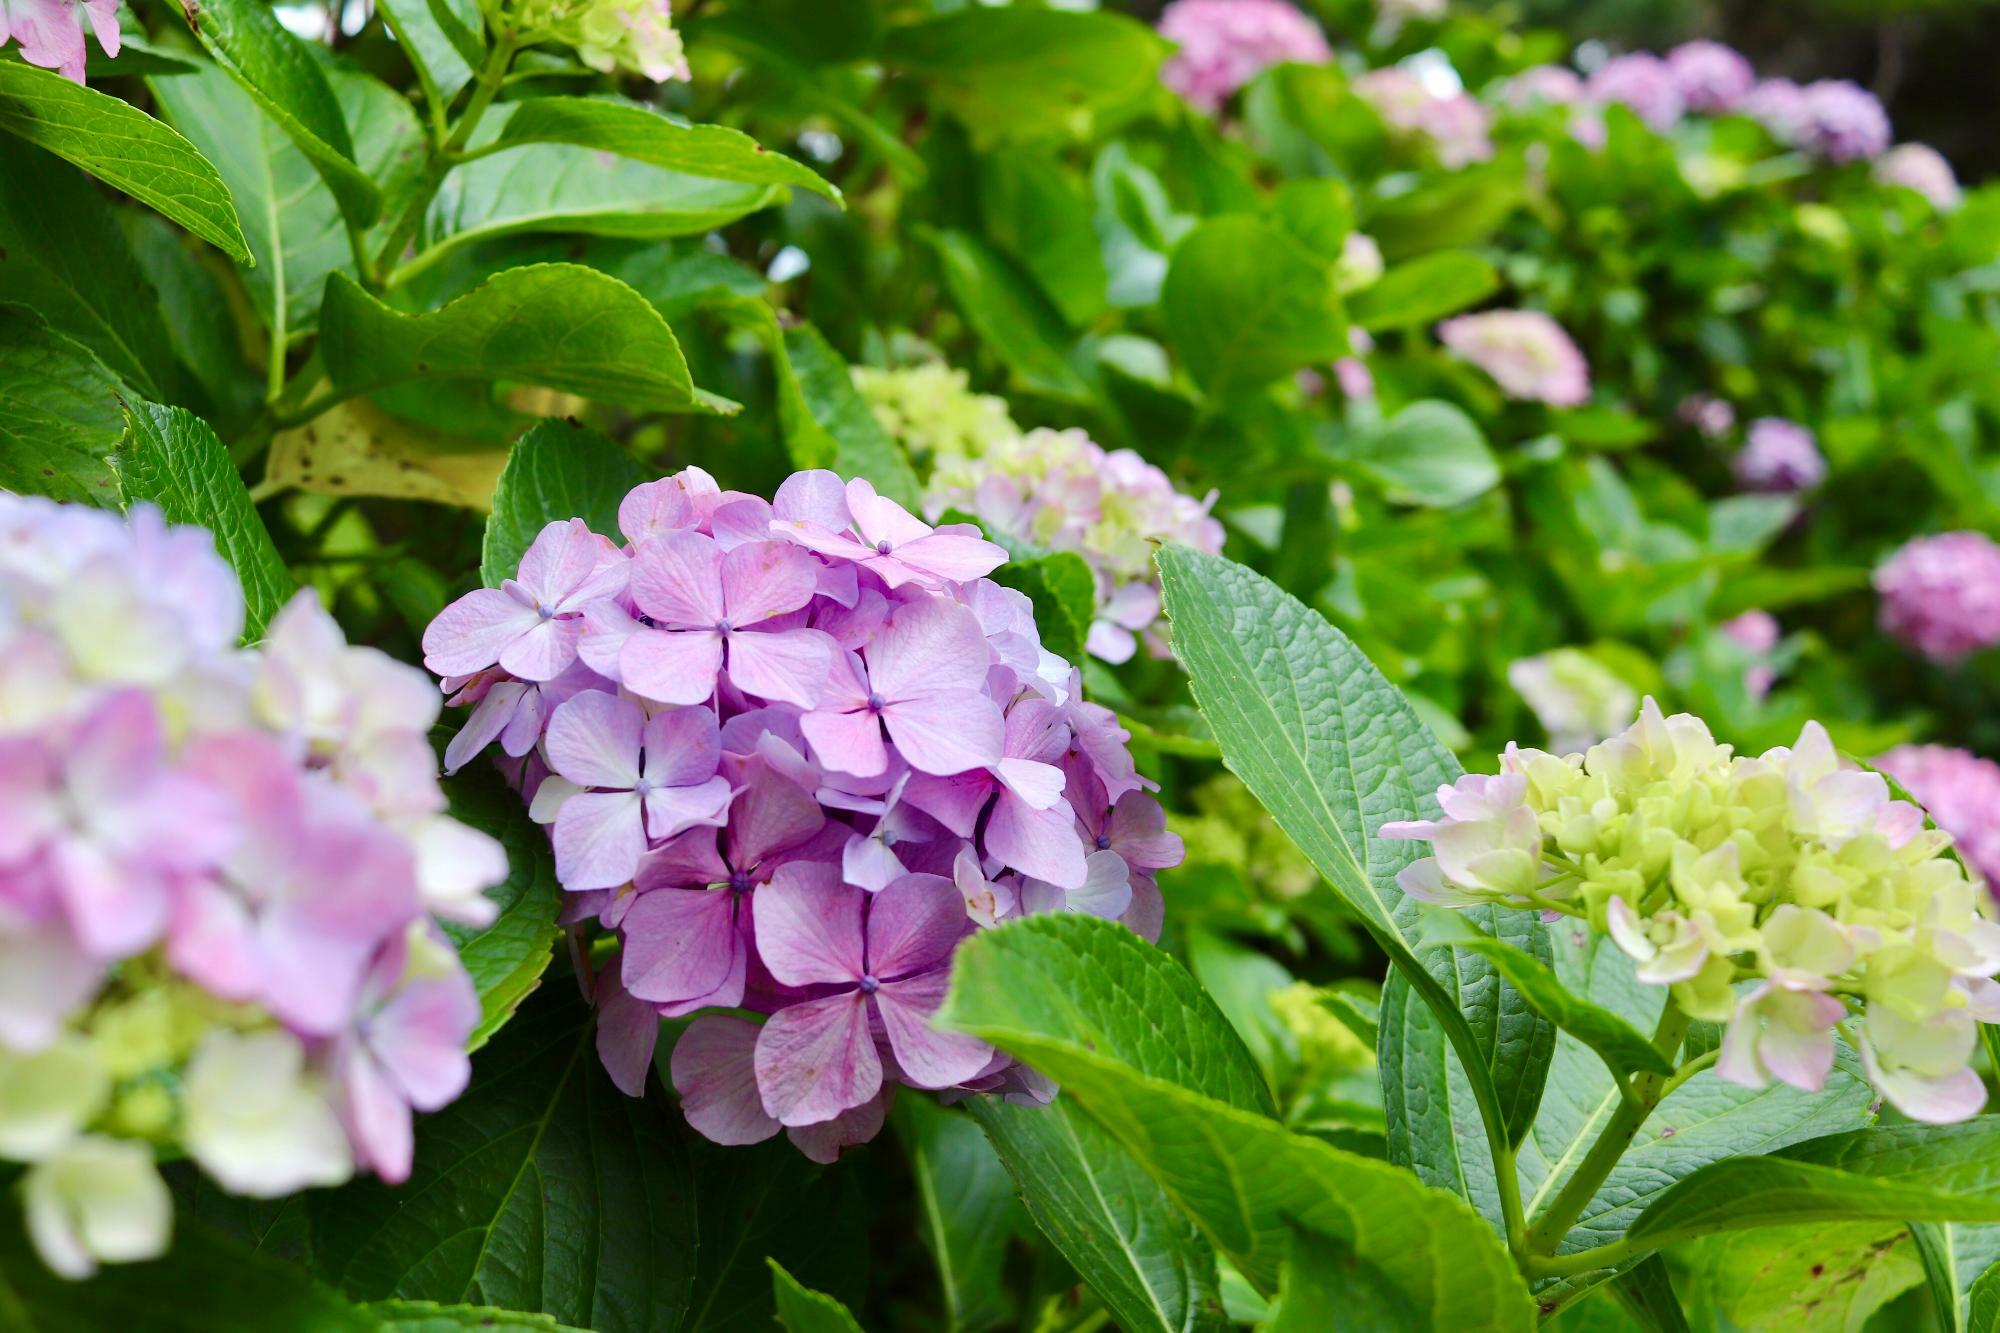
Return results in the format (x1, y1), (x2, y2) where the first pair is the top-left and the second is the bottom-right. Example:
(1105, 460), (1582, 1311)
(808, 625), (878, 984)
(898, 773), (991, 838)
(868, 598), (992, 700)
(843, 832), (907, 893)
(620, 886), (741, 1005)
(802, 707), (888, 779)
(595, 967), (664, 1098)
(370, 970), (478, 1110)
(166, 881), (258, 1002)
(620, 627), (724, 706)
(773, 470), (852, 530)
(515, 518), (604, 605)
(709, 498), (776, 551)
(845, 477), (931, 550)
(336, 1044), (415, 1184)
(753, 868), (865, 987)
(552, 791), (646, 890)
(642, 776), (735, 843)
(497, 617), (581, 682)
(865, 873), (967, 977)
(1068, 850), (1132, 919)
(1002, 698), (1070, 765)
(444, 680), (527, 774)
(670, 1014), (780, 1145)
(726, 628), (833, 709)
(986, 794), (1086, 889)
(1121, 877), (1165, 943)
(634, 827), (730, 891)
(576, 600), (640, 679)
(1105, 793), (1182, 871)
(891, 533), (1008, 585)
(729, 766), (826, 867)
(423, 588), (540, 677)
(995, 758), (1064, 811)
(545, 691), (644, 788)
(641, 705), (721, 787)
(720, 542), (819, 623)
(884, 691), (1004, 776)
(619, 478), (697, 544)
(786, 1085), (890, 1163)
(629, 530), (725, 627)
(873, 970), (993, 1089)
(755, 992), (881, 1126)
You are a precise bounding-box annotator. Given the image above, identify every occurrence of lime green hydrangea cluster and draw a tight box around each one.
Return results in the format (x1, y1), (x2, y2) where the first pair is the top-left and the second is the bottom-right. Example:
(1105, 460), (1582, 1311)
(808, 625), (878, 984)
(1382, 699), (2000, 1123)
(852, 363), (1019, 470)
(518, 0), (688, 83)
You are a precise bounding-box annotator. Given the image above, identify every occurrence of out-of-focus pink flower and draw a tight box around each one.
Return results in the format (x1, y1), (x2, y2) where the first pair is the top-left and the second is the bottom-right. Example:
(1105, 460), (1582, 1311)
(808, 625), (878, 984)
(1437, 310), (1590, 406)
(1744, 77), (1809, 144)
(1678, 393), (1736, 439)
(0, 0), (119, 84)
(1357, 67), (1495, 168)
(1877, 745), (2000, 888)
(1501, 64), (1585, 108)
(1875, 532), (2000, 663)
(1876, 143), (1960, 210)
(1733, 417), (1826, 493)
(1665, 40), (1754, 113)
(1720, 610), (1781, 701)
(1797, 80), (1891, 163)
(1156, 0), (1332, 113)
(1587, 53), (1685, 132)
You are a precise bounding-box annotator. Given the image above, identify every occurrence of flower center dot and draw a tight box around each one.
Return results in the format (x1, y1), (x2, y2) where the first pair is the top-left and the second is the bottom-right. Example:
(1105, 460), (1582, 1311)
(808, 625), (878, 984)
(714, 618), (734, 634)
(866, 692), (887, 712)
(857, 975), (880, 994)
(874, 539), (894, 555)
(728, 871), (754, 893)
(1095, 834), (1112, 851)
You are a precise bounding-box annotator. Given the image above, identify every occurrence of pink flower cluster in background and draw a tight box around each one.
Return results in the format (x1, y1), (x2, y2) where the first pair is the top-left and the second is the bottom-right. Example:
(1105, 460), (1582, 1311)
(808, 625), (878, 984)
(0, 496), (500, 1276)
(1874, 531), (2000, 665)
(1, 0), (119, 83)
(925, 428), (1226, 664)
(428, 468), (1181, 1160)
(1355, 66), (1495, 169)
(1877, 745), (2000, 889)
(1732, 417), (1826, 493)
(1437, 309), (1590, 405)
(1156, 0), (1331, 113)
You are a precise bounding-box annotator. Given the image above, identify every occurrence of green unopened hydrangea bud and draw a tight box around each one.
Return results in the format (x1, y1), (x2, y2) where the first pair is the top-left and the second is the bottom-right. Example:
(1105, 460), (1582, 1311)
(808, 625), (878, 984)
(520, 0), (689, 83)
(1381, 698), (2000, 1123)
(854, 363), (1019, 468)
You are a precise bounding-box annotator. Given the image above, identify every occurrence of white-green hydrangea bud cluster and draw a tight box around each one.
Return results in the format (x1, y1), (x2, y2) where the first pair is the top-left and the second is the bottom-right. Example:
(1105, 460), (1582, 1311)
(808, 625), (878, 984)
(517, 0), (688, 83)
(1382, 699), (2000, 1123)
(852, 363), (1019, 469)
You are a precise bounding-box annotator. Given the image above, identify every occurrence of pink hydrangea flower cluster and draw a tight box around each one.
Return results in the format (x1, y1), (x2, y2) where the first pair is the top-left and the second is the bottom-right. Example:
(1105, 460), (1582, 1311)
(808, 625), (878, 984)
(1587, 52), (1685, 131)
(1664, 40), (1755, 113)
(0, 495), (499, 1276)
(1355, 67), (1496, 169)
(1732, 417), (1826, 493)
(427, 468), (1182, 1161)
(1437, 309), (1590, 406)
(1793, 79), (1891, 164)
(1, 0), (119, 83)
(1874, 531), (2000, 664)
(1156, 0), (1332, 114)
(1875, 143), (1961, 211)
(924, 429), (1226, 665)
(1719, 609), (1781, 701)
(1878, 746), (2000, 889)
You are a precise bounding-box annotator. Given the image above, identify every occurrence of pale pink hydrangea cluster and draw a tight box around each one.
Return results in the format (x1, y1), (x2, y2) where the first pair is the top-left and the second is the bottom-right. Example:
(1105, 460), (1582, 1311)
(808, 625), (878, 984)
(427, 468), (1181, 1160)
(1732, 417), (1826, 493)
(1587, 52), (1685, 131)
(1437, 309), (1590, 406)
(924, 429), (1226, 665)
(1720, 609), (1782, 701)
(1, 0), (119, 82)
(1875, 532), (2000, 664)
(1875, 143), (1961, 211)
(1156, 0), (1332, 113)
(0, 495), (500, 1278)
(1355, 67), (1496, 169)
(1878, 746), (2000, 889)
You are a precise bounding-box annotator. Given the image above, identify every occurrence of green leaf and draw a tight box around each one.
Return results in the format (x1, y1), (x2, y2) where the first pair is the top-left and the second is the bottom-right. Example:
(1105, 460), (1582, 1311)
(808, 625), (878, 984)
(937, 915), (1539, 1328)
(177, 0), (382, 228)
(0, 304), (128, 506)
(1162, 216), (1347, 396)
(122, 212), (261, 428)
(769, 1261), (866, 1333)
(363, 1301), (582, 1332)
(1366, 163), (1525, 261)
(1606, 1253), (1692, 1333)
(1911, 1222), (2000, 1332)
(923, 227), (1092, 403)
(766, 321), (924, 509)
(376, 0), (477, 113)
(895, 1098), (1022, 1333)
(485, 98), (839, 203)
(883, 8), (1167, 147)
(151, 60), (350, 340)
(1627, 1120), (2000, 1251)
(991, 551), (1095, 666)
(979, 148), (1108, 327)
(1346, 252), (1499, 331)
(968, 1096), (1228, 1333)
(1449, 930), (1672, 1083)
(1681, 1222), (1921, 1333)
(116, 402), (293, 641)
(1972, 1261), (2000, 1332)
(482, 418), (648, 588)
(0, 61), (249, 262)
(0, 136), (175, 394)
(308, 987), (699, 1330)
(1259, 1226), (1406, 1333)
(435, 756), (563, 1049)
(319, 265), (734, 415)
(1337, 400), (1501, 508)
(679, 1136), (867, 1332)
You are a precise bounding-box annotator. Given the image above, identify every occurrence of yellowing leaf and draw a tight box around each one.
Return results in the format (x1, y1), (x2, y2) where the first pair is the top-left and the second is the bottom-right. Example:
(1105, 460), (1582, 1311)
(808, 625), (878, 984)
(267, 397), (507, 510)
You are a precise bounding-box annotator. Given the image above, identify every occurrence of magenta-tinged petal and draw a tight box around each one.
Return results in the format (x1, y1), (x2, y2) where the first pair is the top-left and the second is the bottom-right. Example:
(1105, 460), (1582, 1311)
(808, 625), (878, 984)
(81, 0), (118, 54)
(642, 705), (721, 787)
(52, 841), (168, 960)
(891, 533), (1008, 585)
(868, 598), (991, 700)
(545, 691), (644, 788)
(166, 881), (259, 1003)
(802, 707), (888, 779)
(642, 775), (735, 844)
(370, 968), (478, 1110)
(884, 691), (1004, 777)
(515, 518), (604, 605)
(772, 518), (873, 566)
(898, 773), (990, 838)
(787, 1085), (890, 1163)
(443, 680), (527, 774)
(256, 917), (374, 1036)
(773, 470), (852, 530)
(0, 739), (60, 863)
(753, 868), (865, 987)
(986, 794), (1086, 889)
(719, 541), (819, 623)
(1002, 698), (1070, 766)
(595, 967), (664, 1098)
(708, 498), (775, 551)
(0, 913), (99, 1051)
(873, 970), (993, 1089)
(497, 616), (581, 682)
(755, 991), (880, 1126)
(620, 627), (724, 706)
(728, 766), (826, 868)
(629, 530), (725, 627)
(423, 588), (541, 677)
(620, 886), (741, 1005)
(1122, 877), (1165, 943)
(726, 628), (832, 709)
(576, 600), (640, 680)
(620, 478), (698, 543)
(1106, 793), (1183, 871)
(335, 1045), (415, 1184)
(995, 758), (1064, 811)
(865, 873), (967, 977)
(634, 827), (730, 891)
(65, 689), (164, 806)
(671, 1015), (780, 1146)
(845, 478), (931, 550)
(552, 791), (646, 890)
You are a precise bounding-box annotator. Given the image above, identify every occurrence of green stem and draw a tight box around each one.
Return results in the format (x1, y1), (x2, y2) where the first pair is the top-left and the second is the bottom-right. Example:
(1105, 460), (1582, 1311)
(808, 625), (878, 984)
(1523, 1001), (1690, 1256)
(1522, 1236), (1639, 1281)
(1657, 1047), (1719, 1101)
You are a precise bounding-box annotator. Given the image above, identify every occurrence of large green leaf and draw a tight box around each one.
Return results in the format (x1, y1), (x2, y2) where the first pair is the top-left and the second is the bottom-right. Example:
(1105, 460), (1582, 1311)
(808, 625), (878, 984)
(678, 1136), (866, 1332)
(0, 62), (249, 262)
(991, 551), (1096, 672)
(151, 61), (350, 340)
(1450, 930), (1672, 1083)
(318, 266), (732, 414)
(0, 136), (175, 394)
(481, 418), (648, 588)
(979, 148), (1108, 327)
(1162, 216), (1347, 397)
(937, 915), (1539, 1329)
(0, 304), (128, 506)
(769, 1262), (865, 1333)
(882, 8), (1166, 146)
(750, 317), (923, 509)
(1336, 400), (1501, 509)
(968, 1097), (1228, 1333)
(308, 987), (698, 1331)
(366, 1302), (582, 1332)
(1260, 1227), (1406, 1333)
(117, 402), (294, 641)
(1365, 163), (1525, 261)
(923, 227), (1092, 402)
(376, 0), (478, 115)
(895, 1099), (1022, 1333)
(1346, 251), (1499, 331)
(483, 98), (839, 203)
(1911, 1223), (2000, 1332)
(177, 0), (381, 228)
(1682, 1222), (1922, 1333)
(435, 756), (563, 1049)
(1626, 1120), (2000, 1251)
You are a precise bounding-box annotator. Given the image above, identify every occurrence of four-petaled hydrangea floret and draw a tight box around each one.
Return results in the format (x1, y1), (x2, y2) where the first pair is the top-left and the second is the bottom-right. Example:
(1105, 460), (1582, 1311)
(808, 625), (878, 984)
(429, 467), (1182, 1162)
(1380, 698), (2000, 1124)
(0, 495), (499, 1279)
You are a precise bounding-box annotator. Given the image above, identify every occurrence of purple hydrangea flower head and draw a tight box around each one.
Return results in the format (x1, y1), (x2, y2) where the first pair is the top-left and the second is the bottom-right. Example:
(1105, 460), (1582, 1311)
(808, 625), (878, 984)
(1587, 52), (1685, 132)
(0, 0), (119, 83)
(1743, 77), (1809, 144)
(1156, 0), (1332, 113)
(1877, 745), (2000, 887)
(1797, 80), (1891, 163)
(1876, 143), (1960, 210)
(1732, 417), (1826, 493)
(1437, 310), (1590, 405)
(434, 466), (1176, 1160)
(1875, 532), (2000, 663)
(1665, 40), (1755, 113)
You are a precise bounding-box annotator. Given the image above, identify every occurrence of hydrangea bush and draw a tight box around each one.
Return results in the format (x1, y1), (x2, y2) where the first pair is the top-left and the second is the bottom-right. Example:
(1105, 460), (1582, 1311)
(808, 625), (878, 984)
(3, 0), (1999, 1326)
